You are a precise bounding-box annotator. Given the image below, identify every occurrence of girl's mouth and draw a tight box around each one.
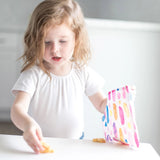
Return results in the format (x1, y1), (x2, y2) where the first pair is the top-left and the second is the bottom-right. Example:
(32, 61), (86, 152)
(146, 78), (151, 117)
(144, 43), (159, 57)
(52, 57), (62, 61)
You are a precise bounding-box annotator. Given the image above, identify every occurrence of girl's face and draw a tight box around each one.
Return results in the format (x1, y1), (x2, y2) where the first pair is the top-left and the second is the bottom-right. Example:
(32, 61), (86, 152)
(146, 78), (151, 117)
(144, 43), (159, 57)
(43, 23), (75, 69)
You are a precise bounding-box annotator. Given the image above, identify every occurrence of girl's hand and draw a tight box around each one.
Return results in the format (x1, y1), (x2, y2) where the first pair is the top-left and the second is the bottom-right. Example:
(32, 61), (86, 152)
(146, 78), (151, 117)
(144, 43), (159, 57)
(89, 91), (107, 114)
(23, 122), (44, 154)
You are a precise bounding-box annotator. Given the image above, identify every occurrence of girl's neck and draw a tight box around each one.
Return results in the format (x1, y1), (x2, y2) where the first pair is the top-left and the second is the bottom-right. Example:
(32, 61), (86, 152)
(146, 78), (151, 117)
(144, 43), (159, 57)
(44, 61), (73, 76)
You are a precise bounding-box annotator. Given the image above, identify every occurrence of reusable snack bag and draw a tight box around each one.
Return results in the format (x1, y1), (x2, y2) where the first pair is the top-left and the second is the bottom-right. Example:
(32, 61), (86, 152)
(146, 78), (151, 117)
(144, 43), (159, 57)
(102, 85), (139, 147)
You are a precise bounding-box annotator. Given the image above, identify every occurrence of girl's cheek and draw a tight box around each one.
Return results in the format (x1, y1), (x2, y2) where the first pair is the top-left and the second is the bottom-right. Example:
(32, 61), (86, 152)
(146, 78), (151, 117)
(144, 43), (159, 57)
(43, 52), (50, 60)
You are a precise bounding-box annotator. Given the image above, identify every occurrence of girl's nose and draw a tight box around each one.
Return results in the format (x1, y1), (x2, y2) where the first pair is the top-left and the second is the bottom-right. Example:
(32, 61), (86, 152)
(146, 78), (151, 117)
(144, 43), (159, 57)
(51, 42), (60, 54)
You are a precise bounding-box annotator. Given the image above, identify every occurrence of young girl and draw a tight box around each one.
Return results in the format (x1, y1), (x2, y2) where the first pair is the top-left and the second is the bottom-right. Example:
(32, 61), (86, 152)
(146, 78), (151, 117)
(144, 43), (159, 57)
(11, 0), (107, 153)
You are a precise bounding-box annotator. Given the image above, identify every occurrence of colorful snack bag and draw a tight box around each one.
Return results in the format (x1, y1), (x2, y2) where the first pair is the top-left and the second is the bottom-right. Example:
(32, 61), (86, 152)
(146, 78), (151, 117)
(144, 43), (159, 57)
(102, 85), (139, 147)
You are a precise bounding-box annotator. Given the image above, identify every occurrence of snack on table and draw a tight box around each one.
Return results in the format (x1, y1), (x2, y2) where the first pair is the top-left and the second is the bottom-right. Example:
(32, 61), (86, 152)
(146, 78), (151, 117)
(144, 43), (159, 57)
(92, 138), (106, 143)
(40, 141), (54, 153)
(102, 85), (139, 148)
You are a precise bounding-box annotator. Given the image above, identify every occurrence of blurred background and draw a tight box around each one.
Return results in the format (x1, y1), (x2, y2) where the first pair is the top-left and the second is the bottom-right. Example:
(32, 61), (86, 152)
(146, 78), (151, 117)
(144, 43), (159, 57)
(0, 0), (160, 155)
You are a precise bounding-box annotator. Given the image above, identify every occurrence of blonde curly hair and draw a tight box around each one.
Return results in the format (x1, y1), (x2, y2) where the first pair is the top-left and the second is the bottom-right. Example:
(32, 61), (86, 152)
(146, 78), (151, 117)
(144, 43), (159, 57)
(20, 0), (91, 77)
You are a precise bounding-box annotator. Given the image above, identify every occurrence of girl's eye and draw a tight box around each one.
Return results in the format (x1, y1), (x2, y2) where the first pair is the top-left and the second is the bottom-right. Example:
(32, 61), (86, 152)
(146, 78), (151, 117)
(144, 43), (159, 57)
(60, 40), (67, 43)
(45, 41), (51, 45)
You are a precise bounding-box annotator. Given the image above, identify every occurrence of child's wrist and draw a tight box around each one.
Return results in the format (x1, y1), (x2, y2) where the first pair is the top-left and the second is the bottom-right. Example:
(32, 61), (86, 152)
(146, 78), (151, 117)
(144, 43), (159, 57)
(23, 117), (37, 132)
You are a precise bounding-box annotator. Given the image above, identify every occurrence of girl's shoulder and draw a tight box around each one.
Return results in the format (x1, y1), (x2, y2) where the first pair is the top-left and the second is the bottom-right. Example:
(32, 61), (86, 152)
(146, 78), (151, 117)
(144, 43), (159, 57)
(21, 65), (43, 76)
(19, 65), (47, 82)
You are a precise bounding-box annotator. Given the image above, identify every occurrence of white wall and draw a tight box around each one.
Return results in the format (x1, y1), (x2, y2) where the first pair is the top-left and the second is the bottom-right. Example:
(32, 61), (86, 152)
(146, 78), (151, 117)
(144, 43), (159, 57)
(0, 31), (23, 120)
(1, 0), (160, 28)
(84, 18), (160, 155)
(77, 0), (160, 23)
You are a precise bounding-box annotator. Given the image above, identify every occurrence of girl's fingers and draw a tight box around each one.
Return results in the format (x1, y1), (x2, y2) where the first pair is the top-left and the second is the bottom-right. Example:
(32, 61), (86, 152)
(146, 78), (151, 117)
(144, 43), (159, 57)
(33, 145), (41, 154)
(28, 142), (40, 154)
(23, 130), (44, 153)
(36, 128), (43, 141)
(31, 131), (44, 152)
(35, 139), (44, 152)
(27, 138), (43, 153)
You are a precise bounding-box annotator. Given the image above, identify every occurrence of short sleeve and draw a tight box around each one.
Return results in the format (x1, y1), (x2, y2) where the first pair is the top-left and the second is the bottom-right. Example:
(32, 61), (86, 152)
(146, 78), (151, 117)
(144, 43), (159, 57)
(84, 67), (105, 96)
(11, 67), (38, 98)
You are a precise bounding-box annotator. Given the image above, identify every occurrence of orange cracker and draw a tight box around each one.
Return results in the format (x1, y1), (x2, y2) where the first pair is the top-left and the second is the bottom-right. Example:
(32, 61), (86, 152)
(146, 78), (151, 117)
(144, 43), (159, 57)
(40, 141), (54, 153)
(92, 138), (106, 143)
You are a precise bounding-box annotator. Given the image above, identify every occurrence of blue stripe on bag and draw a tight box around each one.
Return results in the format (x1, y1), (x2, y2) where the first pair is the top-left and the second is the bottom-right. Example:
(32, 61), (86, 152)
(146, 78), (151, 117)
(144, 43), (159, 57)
(79, 132), (84, 139)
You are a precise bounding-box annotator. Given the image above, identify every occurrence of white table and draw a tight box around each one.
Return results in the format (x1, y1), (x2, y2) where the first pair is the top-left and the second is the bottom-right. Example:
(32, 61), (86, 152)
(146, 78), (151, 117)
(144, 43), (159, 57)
(0, 134), (159, 160)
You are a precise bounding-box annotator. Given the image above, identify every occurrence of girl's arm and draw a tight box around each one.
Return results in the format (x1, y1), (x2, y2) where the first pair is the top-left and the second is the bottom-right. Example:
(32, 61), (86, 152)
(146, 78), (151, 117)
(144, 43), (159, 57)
(10, 91), (44, 153)
(88, 90), (107, 114)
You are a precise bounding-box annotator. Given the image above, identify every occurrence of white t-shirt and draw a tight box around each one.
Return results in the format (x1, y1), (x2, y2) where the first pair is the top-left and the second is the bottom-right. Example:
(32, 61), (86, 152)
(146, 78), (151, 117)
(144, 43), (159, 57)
(12, 65), (105, 138)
